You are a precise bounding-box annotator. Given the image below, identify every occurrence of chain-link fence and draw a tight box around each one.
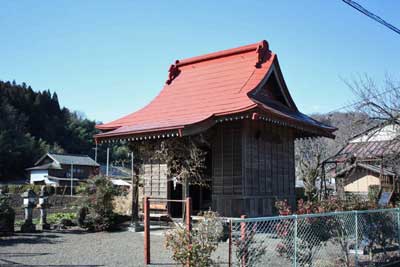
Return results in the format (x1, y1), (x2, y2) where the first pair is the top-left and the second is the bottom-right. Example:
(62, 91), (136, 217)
(230, 208), (400, 267)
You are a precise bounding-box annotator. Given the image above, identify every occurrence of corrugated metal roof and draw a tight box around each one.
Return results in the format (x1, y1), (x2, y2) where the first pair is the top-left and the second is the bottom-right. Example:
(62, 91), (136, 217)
(334, 162), (395, 177)
(95, 40), (336, 141)
(330, 140), (400, 162)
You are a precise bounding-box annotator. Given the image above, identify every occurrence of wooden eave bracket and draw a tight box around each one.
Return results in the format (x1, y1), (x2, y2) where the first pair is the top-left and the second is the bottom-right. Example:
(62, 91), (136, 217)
(252, 112), (260, 120)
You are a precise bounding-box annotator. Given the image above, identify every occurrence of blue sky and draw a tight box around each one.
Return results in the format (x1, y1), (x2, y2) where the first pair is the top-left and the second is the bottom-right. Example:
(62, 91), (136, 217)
(1, 1), (400, 123)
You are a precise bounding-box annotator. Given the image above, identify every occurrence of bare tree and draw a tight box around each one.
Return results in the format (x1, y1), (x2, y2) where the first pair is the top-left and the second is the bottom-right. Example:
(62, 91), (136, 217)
(296, 138), (328, 200)
(128, 135), (210, 220)
(295, 112), (373, 200)
(345, 75), (400, 178)
(345, 74), (400, 125)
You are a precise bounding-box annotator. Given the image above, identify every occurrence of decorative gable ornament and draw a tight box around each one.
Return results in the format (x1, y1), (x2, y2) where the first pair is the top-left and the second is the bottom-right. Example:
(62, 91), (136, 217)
(166, 60), (181, 85)
(255, 40), (270, 68)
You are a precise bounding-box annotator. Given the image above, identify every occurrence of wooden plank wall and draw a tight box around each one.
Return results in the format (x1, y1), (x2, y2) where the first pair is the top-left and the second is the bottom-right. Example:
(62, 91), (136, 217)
(212, 120), (296, 217)
(142, 162), (168, 199)
(212, 121), (243, 216)
(139, 119), (296, 218)
(212, 121), (242, 196)
(242, 120), (295, 217)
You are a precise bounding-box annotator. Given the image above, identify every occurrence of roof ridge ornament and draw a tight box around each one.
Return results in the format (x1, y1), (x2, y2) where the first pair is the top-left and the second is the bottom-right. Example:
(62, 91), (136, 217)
(166, 60), (181, 85)
(255, 40), (270, 68)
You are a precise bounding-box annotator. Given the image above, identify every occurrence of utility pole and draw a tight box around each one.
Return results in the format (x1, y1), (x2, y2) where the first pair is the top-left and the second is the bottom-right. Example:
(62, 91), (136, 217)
(70, 164), (74, 196)
(94, 143), (98, 163)
(106, 147), (110, 177)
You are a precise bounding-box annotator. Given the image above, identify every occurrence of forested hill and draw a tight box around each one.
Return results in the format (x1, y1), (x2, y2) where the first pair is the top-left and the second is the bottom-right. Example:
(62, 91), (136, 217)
(0, 80), (98, 179)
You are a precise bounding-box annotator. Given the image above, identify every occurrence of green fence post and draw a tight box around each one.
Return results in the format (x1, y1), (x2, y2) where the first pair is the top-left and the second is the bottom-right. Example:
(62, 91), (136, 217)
(355, 210), (358, 267)
(293, 215), (298, 267)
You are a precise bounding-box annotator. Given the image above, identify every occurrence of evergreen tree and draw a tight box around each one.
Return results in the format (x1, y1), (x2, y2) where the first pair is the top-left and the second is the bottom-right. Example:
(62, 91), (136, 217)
(0, 80), (99, 179)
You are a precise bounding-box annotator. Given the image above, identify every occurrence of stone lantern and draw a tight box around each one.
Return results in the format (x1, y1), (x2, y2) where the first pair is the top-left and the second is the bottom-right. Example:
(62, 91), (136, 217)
(20, 189), (36, 233)
(38, 186), (50, 230)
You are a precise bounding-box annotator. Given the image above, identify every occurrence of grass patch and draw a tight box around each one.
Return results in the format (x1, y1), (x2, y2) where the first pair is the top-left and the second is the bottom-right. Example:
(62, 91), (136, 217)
(14, 212), (77, 226)
(47, 212), (76, 224)
(15, 218), (39, 226)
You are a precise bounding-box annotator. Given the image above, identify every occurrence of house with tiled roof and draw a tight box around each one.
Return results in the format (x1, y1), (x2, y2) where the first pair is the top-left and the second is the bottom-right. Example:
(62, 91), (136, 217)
(327, 123), (400, 196)
(26, 153), (99, 186)
(96, 40), (336, 217)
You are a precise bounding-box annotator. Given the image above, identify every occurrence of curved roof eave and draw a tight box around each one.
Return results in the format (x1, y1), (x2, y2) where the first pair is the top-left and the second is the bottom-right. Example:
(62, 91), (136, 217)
(95, 40), (336, 142)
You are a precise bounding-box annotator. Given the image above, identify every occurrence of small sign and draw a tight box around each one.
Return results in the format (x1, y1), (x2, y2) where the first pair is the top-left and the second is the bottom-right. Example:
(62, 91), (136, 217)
(378, 191), (393, 207)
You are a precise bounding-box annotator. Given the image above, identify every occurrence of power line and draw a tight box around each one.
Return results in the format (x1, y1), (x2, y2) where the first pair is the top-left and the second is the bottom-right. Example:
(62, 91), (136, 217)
(327, 86), (400, 114)
(342, 0), (400, 35)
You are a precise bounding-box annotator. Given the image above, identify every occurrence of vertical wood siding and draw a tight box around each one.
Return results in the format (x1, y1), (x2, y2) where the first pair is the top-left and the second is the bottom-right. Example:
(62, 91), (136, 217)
(142, 162), (168, 199)
(140, 119), (296, 218)
(212, 120), (295, 217)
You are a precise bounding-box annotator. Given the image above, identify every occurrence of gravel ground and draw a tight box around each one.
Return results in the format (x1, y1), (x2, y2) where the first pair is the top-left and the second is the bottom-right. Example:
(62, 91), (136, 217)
(0, 228), (230, 267)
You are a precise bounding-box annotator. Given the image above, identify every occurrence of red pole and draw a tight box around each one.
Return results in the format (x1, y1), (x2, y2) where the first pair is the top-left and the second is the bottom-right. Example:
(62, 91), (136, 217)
(186, 197), (192, 232)
(186, 197), (192, 267)
(144, 196), (150, 265)
(240, 215), (247, 267)
(228, 220), (232, 267)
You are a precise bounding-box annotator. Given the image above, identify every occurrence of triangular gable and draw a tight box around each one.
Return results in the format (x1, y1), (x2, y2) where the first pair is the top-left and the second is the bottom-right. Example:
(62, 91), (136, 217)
(34, 153), (59, 166)
(249, 58), (298, 111)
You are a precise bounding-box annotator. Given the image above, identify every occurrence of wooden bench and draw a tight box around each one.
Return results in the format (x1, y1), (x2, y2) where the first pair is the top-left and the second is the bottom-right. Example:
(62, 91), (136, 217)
(150, 202), (167, 211)
(140, 202), (171, 222)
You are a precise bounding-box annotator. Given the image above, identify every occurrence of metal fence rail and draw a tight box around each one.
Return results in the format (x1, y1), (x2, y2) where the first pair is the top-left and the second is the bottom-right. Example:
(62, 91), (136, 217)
(230, 208), (400, 267)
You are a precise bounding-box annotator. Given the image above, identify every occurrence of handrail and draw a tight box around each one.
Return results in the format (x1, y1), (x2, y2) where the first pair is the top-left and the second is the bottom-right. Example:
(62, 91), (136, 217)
(147, 197), (186, 203)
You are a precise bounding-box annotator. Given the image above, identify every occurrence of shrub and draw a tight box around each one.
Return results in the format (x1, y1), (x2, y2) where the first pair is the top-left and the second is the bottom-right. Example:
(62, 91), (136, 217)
(234, 223), (267, 267)
(368, 185), (380, 203)
(275, 197), (388, 266)
(113, 190), (132, 215)
(83, 212), (118, 232)
(275, 200), (332, 266)
(0, 192), (15, 236)
(165, 211), (223, 267)
(361, 212), (397, 260)
(74, 182), (88, 195)
(77, 176), (119, 231)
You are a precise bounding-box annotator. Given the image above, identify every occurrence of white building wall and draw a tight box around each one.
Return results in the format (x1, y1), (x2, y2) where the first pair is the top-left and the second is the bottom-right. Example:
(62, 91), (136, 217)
(351, 124), (400, 143)
(30, 170), (49, 184)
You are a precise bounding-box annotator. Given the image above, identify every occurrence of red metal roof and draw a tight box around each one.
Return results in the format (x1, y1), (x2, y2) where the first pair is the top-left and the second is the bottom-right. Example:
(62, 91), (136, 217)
(96, 40), (335, 141)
